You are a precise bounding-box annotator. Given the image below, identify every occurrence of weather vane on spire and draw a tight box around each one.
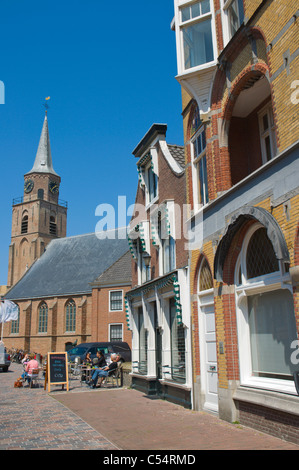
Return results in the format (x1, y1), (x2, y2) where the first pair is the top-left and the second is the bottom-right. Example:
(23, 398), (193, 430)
(43, 96), (51, 114)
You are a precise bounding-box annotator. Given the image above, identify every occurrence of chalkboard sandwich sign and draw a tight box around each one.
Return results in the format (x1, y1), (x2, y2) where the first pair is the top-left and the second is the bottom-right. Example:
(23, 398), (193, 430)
(45, 352), (69, 392)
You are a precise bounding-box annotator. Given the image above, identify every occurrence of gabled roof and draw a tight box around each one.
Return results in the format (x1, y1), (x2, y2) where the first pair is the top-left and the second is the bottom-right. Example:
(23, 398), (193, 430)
(26, 114), (58, 176)
(167, 144), (185, 169)
(5, 228), (129, 300)
(91, 250), (132, 287)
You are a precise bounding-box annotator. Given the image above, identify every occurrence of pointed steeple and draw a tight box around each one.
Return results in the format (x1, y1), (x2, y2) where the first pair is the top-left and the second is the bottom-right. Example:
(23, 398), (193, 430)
(26, 113), (58, 176)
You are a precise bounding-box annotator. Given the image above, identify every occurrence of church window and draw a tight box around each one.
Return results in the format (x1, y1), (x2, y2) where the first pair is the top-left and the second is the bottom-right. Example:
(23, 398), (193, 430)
(65, 300), (76, 333)
(11, 304), (20, 334)
(21, 215), (28, 234)
(38, 302), (48, 333)
(50, 216), (57, 235)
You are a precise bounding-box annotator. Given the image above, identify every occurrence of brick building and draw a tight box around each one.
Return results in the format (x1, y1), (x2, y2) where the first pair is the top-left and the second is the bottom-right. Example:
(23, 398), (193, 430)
(7, 113), (67, 288)
(125, 124), (192, 407)
(173, 0), (299, 443)
(3, 113), (132, 356)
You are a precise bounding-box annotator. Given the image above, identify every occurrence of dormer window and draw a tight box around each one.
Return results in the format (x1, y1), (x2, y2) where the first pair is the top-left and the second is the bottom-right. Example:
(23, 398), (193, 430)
(176, 0), (215, 72)
(137, 150), (159, 207)
(146, 163), (158, 204)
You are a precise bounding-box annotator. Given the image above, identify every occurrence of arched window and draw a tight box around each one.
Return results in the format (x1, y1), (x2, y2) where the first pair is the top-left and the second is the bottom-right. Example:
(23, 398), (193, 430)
(228, 74), (277, 185)
(11, 304), (20, 334)
(50, 216), (57, 235)
(65, 300), (76, 333)
(38, 302), (48, 333)
(235, 223), (298, 393)
(21, 215), (28, 234)
(199, 257), (213, 291)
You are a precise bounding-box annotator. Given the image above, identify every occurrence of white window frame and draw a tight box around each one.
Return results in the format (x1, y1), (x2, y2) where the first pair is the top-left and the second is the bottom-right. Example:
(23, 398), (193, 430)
(144, 162), (158, 207)
(191, 126), (209, 210)
(109, 290), (123, 312)
(222, 0), (244, 46)
(258, 103), (277, 164)
(109, 323), (123, 342)
(235, 223), (297, 395)
(174, 0), (217, 75)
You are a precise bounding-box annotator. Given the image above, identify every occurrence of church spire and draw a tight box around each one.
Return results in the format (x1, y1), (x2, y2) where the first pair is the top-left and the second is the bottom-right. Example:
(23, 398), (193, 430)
(26, 110), (58, 176)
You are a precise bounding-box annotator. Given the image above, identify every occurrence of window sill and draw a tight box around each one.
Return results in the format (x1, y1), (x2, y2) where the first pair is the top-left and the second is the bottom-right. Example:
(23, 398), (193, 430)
(234, 385), (299, 417)
(159, 378), (191, 391)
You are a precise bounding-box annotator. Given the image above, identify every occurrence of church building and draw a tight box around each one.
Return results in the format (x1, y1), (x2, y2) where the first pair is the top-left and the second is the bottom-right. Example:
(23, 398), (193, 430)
(3, 112), (132, 356)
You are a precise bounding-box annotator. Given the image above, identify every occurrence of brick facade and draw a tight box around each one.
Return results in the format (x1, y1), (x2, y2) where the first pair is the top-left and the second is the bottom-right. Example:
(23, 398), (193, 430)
(175, 0), (299, 443)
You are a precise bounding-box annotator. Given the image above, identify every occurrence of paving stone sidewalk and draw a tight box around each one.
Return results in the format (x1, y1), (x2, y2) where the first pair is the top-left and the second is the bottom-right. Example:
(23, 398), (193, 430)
(1, 363), (299, 450)
(0, 364), (118, 450)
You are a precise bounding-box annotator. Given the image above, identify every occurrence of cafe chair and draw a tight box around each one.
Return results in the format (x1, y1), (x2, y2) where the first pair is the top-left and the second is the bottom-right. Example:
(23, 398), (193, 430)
(28, 368), (40, 388)
(105, 362), (123, 388)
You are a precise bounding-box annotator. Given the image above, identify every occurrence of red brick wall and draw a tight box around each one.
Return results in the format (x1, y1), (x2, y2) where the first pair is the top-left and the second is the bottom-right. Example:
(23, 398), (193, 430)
(91, 285), (132, 348)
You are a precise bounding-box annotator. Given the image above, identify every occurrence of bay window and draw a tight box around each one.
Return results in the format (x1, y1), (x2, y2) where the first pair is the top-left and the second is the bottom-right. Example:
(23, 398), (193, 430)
(176, 0), (215, 72)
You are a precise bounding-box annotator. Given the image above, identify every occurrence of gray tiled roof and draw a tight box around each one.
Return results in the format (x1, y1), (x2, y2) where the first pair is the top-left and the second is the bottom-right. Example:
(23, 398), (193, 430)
(167, 144), (185, 169)
(5, 228), (129, 300)
(92, 251), (132, 286)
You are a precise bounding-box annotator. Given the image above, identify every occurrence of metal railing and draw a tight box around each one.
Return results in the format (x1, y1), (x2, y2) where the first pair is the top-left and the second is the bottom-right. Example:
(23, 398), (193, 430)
(12, 196), (68, 208)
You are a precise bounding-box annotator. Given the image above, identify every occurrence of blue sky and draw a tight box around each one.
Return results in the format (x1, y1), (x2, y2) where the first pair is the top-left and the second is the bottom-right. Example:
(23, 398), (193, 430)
(0, 0), (184, 285)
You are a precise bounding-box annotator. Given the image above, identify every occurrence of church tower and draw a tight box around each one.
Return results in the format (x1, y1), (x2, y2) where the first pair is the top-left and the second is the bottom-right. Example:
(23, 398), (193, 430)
(7, 112), (68, 288)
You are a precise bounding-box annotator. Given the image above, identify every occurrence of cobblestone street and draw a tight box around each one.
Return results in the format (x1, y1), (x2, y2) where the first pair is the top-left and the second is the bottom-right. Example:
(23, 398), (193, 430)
(1, 364), (298, 451)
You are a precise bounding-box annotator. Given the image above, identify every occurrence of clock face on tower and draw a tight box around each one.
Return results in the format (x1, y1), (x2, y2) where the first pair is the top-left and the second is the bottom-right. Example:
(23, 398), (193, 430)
(49, 181), (59, 194)
(24, 179), (34, 194)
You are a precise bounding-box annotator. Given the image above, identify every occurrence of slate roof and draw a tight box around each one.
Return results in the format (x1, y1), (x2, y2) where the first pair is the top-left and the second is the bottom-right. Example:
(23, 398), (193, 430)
(26, 114), (58, 177)
(5, 228), (129, 300)
(91, 251), (132, 287)
(168, 144), (185, 169)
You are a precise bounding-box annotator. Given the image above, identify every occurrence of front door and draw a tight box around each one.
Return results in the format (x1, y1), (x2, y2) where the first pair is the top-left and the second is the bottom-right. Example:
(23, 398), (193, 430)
(198, 292), (218, 413)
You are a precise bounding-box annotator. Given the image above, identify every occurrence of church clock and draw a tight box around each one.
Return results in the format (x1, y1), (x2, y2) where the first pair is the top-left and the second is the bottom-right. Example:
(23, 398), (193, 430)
(24, 179), (34, 194)
(49, 181), (59, 194)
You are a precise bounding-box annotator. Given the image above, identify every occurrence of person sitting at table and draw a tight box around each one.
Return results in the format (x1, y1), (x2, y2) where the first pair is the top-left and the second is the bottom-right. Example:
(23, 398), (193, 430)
(81, 352), (92, 382)
(88, 353), (118, 389)
(21, 353), (39, 384)
(92, 350), (106, 368)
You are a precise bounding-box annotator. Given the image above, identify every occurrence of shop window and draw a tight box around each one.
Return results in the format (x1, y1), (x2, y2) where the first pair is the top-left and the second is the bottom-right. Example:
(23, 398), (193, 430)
(170, 298), (186, 383)
(138, 307), (148, 375)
